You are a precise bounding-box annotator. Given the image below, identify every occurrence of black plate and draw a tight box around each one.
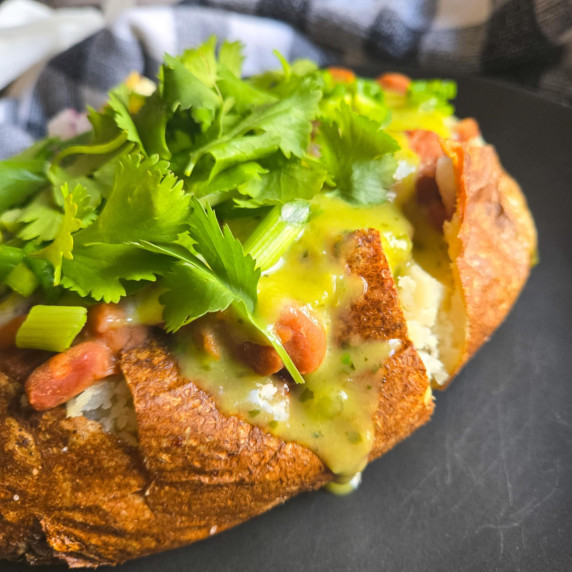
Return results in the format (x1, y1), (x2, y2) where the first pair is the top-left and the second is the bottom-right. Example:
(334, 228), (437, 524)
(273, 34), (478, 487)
(5, 77), (572, 572)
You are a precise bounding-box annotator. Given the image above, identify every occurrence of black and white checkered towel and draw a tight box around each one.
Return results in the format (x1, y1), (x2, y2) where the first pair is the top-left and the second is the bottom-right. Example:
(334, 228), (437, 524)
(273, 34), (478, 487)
(1, 0), (571, 158)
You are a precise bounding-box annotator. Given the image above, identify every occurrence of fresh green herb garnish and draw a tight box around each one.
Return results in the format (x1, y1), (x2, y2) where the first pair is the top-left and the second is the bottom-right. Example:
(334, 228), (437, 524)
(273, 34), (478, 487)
(0, 38), (457, 379)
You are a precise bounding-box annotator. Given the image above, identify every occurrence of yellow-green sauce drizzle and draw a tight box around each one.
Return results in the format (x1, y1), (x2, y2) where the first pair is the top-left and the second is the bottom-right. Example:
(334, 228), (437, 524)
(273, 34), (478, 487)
(174, 195), (413, 480)
(173, 102), (455, 480)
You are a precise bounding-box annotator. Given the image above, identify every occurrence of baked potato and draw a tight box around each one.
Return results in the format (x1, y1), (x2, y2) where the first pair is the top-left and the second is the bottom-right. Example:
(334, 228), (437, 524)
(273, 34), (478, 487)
(0, 41), (536, 567)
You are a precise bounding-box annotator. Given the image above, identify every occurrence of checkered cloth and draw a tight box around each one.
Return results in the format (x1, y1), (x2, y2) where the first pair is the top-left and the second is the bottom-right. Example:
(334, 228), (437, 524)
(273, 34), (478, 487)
(1, 0), (571, 158)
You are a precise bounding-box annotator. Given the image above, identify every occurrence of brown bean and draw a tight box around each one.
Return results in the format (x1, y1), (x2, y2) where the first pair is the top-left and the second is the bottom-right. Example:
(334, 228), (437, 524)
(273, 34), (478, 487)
(328, 67), (356, 84)
(87, 303), (127, 334)
(275, 305), (326, 375)
(87, 303), (148, 352)
(193, 324), (222, 360)
(25, 341), (116, 411)
(377, 72), (411, 95)
(237, 341), (284, 376)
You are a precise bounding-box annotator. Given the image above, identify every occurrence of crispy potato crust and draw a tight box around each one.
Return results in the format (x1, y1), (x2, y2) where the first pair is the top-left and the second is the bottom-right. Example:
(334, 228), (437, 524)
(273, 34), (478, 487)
(443, 142), (538, 380)
(0, 230), (433, 567)
(338, 230), (434, 460)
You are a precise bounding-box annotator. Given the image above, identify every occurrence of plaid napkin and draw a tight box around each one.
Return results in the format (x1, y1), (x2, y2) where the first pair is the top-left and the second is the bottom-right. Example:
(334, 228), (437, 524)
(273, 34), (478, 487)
(1, 0), (571, 158)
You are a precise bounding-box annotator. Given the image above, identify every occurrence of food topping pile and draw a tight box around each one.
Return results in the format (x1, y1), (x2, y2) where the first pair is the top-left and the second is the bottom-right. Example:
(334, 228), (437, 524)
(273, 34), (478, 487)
(0, 38), (480, 478)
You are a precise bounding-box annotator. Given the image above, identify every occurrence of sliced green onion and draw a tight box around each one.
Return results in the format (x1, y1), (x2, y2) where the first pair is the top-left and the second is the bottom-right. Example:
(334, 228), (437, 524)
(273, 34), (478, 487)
(5, 262), (38, 297)
(243, 200), (310, 271)
(16, 305), (87, 352)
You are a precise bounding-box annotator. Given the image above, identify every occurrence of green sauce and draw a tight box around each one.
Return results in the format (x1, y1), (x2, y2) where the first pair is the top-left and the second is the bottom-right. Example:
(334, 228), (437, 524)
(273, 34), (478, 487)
(175, 331), (399, 479)
(174, 194), (414, 479)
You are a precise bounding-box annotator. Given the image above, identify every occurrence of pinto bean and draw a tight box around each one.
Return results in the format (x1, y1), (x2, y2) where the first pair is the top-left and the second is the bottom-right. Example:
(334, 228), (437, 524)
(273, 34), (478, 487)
(25, 341), (116, 411)
(275, 305), (327, 375)
(234, 305), (327, 377)
(87, 303), (148, 352)
(328, 67), (356, 84)
(193, 323), (222, 360)
(238, 341), (284, 376)
(88, 303), (127, 334)
(377, 72), (411, 95)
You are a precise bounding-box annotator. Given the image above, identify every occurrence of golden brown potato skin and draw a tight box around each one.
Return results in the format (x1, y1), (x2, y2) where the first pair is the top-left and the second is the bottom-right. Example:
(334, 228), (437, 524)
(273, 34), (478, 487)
(0, 136), (539, 564)
(0, 230), (433, 567)
(442, 142), (538, 381)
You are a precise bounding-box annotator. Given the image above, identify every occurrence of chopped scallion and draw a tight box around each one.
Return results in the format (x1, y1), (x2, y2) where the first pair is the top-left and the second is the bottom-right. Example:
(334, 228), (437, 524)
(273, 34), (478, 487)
(243, 200), (310, 271)
(5, 262), (38, 297)
(16, 305), (87, 352)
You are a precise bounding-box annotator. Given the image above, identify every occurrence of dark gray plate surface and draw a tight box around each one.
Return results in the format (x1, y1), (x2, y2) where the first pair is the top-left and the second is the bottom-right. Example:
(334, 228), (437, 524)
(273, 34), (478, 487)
(4, 77), (572, 572)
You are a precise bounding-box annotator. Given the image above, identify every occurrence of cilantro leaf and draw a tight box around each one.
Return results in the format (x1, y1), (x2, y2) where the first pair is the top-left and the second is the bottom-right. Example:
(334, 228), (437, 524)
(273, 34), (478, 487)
(185, 77), (321, 176)
(34, 184), (90, 284)
(0, 158), (48, 211)
(180, 36), (219, 88)
(48, 164), (102, 211)
(161, 54), (221, 129)
(79, 153), (189, 244)
(134, 90), (171, 159)
(107, 84), (144, 148)
(88, 143), (136, 199)
(88, 107), (121, 144)
(201, 131), (281, 179)
(132, 199), (305, 383)
(317, 103), (400, 205)
(162, 259), (239, 332)
(218, 65), (276, 114)
(187, 197), (259, 313)
(248, 55), (320, 98)
(60, 243), (171, 303)
(131, 197), (260, 329)
(132, 238), (256, 332)
(219, 40), (244, 78)
(235, 78), (322, 159)
(237, 153), (326, 206)
(17, 190), (63, 242)
(187, 161), (267, 201)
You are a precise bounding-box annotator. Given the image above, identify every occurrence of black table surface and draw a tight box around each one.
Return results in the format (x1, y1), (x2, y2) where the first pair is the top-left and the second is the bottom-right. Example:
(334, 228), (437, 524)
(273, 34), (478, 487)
(4, 75), (572, 572)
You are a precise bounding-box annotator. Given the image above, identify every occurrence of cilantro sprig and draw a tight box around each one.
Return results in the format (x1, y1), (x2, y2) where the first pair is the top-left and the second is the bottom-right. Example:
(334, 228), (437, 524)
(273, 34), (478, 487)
(0, 38), (457, 379)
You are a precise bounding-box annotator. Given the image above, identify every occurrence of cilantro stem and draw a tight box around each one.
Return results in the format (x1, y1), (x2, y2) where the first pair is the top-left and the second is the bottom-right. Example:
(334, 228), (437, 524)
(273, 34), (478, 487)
(51, 131), (128, 168)
(243, 201), (310, 272)
(232, 302), (306, 385)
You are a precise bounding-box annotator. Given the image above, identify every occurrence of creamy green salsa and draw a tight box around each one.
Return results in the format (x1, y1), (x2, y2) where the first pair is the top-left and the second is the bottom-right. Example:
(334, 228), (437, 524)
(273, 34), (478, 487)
(174, 195), (414, 480)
